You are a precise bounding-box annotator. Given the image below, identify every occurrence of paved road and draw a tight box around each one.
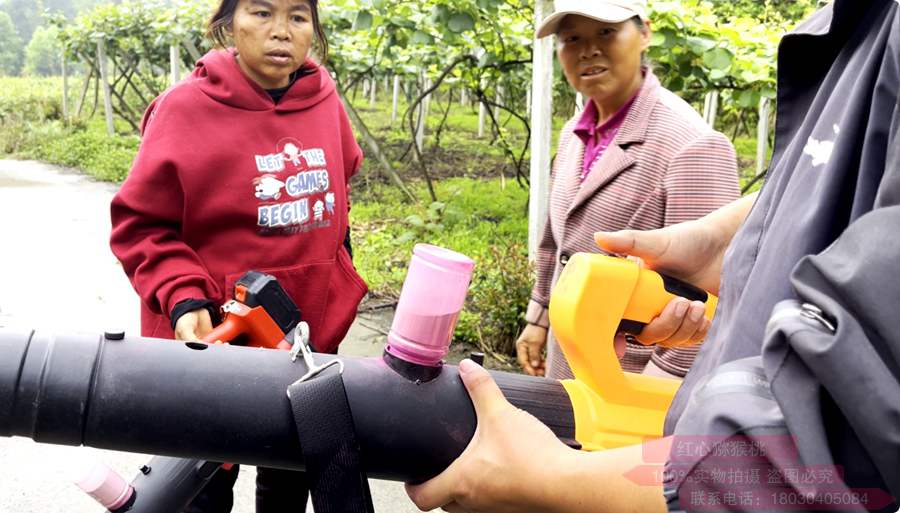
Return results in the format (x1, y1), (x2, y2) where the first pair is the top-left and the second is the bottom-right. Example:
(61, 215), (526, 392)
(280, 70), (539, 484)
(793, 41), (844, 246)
(0, 160), (426, 513)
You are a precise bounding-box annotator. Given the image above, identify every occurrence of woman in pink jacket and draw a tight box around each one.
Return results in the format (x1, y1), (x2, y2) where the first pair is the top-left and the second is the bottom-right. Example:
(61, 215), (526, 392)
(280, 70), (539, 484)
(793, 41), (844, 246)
(516, 0), (741, 380)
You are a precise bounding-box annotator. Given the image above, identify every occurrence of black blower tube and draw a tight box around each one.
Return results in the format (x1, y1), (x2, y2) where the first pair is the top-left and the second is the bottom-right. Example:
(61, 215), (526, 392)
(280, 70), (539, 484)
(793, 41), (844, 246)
(0, 329), (575, 483)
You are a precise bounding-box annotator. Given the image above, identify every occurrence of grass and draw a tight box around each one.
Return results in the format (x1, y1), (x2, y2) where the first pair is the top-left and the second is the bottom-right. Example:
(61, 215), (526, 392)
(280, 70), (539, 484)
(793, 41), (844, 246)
(734, 135), (772, 194)
(14, 119), (140, 182)
(350, 177), (529, 296)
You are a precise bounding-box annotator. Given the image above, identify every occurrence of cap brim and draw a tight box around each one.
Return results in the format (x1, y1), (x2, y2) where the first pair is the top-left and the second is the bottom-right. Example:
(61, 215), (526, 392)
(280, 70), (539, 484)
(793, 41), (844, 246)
(536, 6), (638, 39)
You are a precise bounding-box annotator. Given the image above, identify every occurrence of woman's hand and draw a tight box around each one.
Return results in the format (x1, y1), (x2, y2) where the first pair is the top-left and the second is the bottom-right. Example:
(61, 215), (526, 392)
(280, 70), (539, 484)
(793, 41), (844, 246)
(595, 194), (758, 349)
(173, 308), (213, 342)
(595, 220), (723, 295)
(629, 296), (711, 349)
(515, 324), (548, 377)
(405, 361), (669, 513)
(595, 222), (720, 348)
(594, 194), (757, 296)
(406, 359), (572, 513)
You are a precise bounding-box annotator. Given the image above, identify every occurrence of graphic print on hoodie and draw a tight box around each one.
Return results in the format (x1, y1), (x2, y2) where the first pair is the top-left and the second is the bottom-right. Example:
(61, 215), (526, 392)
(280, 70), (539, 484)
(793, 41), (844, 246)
(253, 136), (334, 236)
(110, 49), (367, 349)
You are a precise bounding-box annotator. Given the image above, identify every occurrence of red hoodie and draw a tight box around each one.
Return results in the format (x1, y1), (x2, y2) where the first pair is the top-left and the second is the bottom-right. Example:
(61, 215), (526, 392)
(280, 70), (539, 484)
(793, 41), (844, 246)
(110, 49), (367, 352)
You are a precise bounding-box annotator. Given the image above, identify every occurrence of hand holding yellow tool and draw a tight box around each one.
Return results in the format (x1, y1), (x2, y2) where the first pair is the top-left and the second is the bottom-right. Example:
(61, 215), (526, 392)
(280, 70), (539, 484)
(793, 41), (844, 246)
(549, 253), (718, 451)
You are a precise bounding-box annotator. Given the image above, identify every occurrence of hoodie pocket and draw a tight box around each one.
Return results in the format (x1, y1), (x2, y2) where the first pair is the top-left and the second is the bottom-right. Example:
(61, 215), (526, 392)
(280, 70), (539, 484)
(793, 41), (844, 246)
(224, 260), (333, 349)
(315, 247), (368, 354)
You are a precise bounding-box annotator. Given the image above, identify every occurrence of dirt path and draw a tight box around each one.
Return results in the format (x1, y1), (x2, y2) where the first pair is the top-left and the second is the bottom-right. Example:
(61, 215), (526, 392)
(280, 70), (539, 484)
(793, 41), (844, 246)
(0, 160), (425, 513)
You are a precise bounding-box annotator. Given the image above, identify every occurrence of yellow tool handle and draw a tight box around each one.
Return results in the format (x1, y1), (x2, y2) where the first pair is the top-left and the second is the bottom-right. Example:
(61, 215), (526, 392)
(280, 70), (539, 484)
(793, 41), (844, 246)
(619, 265), (718, 334)
(549, 254), (719, 451)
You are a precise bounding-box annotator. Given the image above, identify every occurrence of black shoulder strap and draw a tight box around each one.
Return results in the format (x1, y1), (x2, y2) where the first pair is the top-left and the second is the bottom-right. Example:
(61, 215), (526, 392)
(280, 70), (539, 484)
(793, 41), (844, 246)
(287, 367), (374, 513)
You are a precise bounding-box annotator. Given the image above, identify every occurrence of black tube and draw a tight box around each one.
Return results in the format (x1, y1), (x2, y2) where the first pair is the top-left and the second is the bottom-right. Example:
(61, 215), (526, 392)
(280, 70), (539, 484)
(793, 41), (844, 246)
(0, 329), (575, 482)
(126, 457), (221, 513)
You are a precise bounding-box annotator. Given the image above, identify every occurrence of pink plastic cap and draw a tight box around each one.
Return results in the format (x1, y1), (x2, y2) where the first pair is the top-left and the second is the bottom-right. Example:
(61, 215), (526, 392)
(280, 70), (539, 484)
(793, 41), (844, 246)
(72, 459), (134, 511)
(387, 244), (475, 366)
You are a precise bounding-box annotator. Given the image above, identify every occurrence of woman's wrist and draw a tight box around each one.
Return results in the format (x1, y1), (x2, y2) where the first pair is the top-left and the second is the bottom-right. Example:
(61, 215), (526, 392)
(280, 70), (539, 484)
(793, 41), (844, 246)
(521, 445), (584, 512)
(708, 192), (758, 248)
(525, 299), (551, 328)
(534, 445), (668, 513)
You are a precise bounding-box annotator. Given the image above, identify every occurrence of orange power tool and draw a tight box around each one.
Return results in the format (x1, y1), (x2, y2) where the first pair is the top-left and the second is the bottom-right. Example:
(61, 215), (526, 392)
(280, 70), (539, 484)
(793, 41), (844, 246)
(201, 271), (301, 351)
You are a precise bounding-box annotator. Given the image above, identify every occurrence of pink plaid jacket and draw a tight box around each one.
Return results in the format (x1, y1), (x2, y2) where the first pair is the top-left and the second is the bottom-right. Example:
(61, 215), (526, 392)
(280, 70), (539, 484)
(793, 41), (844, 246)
(525, 71), (741, 379)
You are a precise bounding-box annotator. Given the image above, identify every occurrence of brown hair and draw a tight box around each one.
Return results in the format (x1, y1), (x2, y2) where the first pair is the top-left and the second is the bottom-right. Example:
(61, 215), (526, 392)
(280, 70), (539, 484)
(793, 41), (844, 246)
(206, 0), (330, 65)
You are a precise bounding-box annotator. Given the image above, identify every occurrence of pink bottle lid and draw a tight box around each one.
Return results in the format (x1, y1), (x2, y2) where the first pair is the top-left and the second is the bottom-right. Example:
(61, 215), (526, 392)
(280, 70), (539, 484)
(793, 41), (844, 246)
(386, 244), (475, 367)
(72, 459), (134, 511)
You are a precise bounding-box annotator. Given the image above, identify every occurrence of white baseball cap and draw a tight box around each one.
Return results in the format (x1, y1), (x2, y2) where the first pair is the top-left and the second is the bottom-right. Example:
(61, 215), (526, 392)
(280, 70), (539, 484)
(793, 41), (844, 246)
(536, 0), (649, 39)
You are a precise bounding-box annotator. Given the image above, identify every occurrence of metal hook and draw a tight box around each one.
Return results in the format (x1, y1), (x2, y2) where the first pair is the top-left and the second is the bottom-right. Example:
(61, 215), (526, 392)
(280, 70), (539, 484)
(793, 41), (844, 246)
(289, 321), (343, 385)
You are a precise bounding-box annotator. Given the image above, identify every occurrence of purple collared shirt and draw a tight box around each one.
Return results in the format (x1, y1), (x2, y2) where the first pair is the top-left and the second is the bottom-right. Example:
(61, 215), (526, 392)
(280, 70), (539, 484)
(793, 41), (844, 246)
(573, 92), (639, 181)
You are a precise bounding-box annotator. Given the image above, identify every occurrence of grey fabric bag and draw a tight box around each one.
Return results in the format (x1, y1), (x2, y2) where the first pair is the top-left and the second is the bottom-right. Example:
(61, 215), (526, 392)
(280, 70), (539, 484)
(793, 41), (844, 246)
(665, 200), (900, 512)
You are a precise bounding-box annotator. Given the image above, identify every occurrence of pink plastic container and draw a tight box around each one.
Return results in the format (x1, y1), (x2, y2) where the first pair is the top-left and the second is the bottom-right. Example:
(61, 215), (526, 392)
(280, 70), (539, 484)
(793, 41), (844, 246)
(386, 244), (475, 367)
(72, 459), (134, 511)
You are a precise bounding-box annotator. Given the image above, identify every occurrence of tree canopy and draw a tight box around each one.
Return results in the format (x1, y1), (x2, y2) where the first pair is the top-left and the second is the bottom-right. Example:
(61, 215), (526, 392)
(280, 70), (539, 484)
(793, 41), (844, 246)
(0, 11), (24, 76)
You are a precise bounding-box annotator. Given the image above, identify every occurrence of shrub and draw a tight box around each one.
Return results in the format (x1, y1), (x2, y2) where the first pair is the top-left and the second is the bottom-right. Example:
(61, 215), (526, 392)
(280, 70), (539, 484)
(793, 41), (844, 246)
(0, 77), (64, 153)
(455, 240), (533, 363)
(23, 26), (63, 77)
(17, 120), (139, 182)
(350, 177), (532, 359)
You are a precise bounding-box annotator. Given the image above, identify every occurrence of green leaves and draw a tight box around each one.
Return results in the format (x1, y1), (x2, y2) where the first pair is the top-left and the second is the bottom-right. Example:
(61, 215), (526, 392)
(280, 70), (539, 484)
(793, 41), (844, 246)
(410, 30), (434, 45)
(447, 12), (476, 33)
(702, 47), (733, 71)
(57, 0), (211, 69)
(353, 11), (374, 31)
(400, 201), (463, 243)
(645, 0), (788, 114)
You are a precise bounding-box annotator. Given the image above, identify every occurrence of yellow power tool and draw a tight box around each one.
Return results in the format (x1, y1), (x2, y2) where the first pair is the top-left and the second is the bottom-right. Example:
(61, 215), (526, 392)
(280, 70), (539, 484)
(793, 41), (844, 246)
(549, 254), (718, 451)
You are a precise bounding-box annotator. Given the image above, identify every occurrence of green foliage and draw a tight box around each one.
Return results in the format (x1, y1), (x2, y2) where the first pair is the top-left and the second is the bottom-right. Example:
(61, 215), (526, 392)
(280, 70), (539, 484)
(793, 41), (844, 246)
(710, 0), (822, 24)
(0, 77), (138, 179)
(350, 177), (529, 295)
(455, 241), (532, 360)
(350, 177), (531, 355)
(54, 0), (212, 66)
(324, 0), (535, 182)
(399, 201), (464, 243)
(0, 0), (42, 43)
(11, 118), (139, 181)
(0, 76), (62, 152)
(23, 119), (139, 181)
(0, 11), (24, 76)
(648, 1), (781, 106)
(49, 0), (215, 131)
(24, 25), (63, 76)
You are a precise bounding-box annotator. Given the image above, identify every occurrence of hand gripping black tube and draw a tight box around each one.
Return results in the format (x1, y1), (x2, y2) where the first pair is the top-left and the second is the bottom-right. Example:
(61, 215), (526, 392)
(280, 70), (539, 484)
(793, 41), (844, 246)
(0, 328), (575, 485)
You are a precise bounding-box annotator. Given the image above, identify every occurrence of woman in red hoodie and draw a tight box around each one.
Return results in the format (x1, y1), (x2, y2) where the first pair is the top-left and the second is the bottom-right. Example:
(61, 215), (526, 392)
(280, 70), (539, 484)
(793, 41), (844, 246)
(109, 0), (367, 511)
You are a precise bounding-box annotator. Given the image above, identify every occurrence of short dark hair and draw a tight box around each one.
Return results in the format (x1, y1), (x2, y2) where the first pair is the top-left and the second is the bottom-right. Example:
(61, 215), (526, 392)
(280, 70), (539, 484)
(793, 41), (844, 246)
(631, 16), (650, 67)
(631, 16), (647, 31)
(207, 0), (330, 66)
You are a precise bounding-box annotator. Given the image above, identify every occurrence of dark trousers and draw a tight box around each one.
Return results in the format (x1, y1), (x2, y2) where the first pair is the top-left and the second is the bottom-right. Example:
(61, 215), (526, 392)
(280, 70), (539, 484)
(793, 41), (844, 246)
(184, 464), (310, 513)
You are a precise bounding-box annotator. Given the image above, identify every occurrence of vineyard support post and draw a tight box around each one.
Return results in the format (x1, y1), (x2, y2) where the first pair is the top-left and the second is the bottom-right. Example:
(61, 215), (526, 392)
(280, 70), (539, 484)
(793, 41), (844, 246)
(62, 53), (69, 124)
(703, 91), (719, 127)
(96, 39), (115, 136)
(756, 97), (771, 176)
(392, 75), (401, 124)
(478, 78), (487, 138)
(416, 76), (431, 152)
(528, 0), (555, 262)
(170, 44), (180, 86)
